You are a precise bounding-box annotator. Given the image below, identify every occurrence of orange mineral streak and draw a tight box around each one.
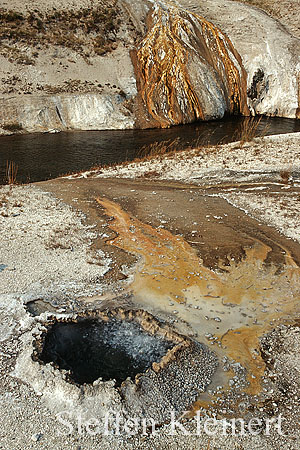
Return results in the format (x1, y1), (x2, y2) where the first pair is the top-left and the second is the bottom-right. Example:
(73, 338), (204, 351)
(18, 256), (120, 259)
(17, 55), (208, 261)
(96, 197), (219, 299)
(221, 327), (266, 395)
(134, 3), (249, 127)
(197, 15), (247, 116)
(96, 197), (300, 396)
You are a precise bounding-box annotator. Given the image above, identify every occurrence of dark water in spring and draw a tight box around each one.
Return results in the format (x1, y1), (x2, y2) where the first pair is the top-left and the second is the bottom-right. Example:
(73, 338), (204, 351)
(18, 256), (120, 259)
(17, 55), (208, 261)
(39, 319), (173, 386)
(1, 116), (299, 184)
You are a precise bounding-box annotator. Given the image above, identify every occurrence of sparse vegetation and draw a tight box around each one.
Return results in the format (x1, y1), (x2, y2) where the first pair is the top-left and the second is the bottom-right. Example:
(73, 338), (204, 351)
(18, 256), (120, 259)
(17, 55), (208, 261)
(235, 116), (265, 145)
(231, 0), (300, 39)
(0, 44), (34, 65)
(0, 2), (121, 61)
(137, 138), (181, 159)
(0, 193), (8, 207)
(280, 169), (291, 184)
(43, 79), (104, 95)
(6, 161), (18, 185)
(2, 123), (23, 132)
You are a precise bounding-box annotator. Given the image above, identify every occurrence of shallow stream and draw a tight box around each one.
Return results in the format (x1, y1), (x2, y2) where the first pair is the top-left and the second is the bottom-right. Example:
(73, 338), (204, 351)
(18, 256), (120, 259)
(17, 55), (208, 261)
(1, 116), (299, 183)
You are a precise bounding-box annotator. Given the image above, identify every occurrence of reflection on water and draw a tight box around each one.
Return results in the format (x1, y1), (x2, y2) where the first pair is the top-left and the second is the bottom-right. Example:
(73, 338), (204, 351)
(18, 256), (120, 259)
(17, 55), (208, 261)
(0, 116), (299, 183)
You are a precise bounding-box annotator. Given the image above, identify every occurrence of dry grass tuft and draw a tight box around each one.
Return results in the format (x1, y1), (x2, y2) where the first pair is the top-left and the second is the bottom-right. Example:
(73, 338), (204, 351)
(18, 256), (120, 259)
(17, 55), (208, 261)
(6, 160), (18, 185)
(280, 169), (291, 184)
(137, 138), (181, 159)
(2, 122), (23, 132)
(235, 116), (263, 144)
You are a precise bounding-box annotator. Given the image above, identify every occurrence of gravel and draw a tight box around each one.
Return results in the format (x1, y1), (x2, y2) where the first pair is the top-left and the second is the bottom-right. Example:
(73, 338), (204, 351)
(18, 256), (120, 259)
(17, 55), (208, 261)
(0, 185), (111, 304)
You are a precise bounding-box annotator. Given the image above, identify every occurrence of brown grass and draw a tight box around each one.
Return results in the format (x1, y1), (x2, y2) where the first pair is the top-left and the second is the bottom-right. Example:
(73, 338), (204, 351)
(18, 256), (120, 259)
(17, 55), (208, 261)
(0, 44), (34, 65)
(235, 116), (263, 144)
(139, 170), (161, 178)
(280, 169), (291, 184)
(6, 160), (18, 185)
(84, 138), (223, 177)
(3, 122), (23, 132)
(137, 138), (181, 159)
(0, 2), (121, 61)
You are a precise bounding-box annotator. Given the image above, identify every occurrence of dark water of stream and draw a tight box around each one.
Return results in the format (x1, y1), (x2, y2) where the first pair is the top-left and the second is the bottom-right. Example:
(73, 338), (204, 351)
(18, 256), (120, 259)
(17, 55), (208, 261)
(0, 116), (299, 184)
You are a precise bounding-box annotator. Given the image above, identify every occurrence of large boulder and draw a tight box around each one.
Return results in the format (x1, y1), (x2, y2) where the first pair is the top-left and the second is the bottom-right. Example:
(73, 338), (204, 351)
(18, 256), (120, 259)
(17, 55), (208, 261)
(183, 0), (300, 119)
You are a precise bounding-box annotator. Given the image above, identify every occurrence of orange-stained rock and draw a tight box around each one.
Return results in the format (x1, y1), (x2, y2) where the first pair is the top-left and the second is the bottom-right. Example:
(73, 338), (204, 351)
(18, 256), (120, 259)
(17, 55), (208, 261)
(132, 2), (249, 128)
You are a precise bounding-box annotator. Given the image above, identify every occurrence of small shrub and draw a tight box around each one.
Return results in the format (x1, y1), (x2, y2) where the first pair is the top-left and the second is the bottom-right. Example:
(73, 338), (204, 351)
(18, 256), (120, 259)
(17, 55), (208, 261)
(280, 170), (291, 184)
(0, 10), (24, 22)
(3, 123), (23, 132)
(140, 170), (161, 178)
(0, 44), (34, 65)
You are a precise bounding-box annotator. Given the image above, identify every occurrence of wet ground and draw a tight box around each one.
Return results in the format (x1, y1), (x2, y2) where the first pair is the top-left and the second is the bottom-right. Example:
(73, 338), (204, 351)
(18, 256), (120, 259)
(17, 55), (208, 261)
(40, 176), (300, 409)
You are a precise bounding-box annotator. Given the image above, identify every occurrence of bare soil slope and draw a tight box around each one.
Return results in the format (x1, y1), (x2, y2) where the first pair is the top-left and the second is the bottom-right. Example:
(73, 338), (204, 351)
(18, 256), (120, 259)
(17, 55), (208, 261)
(235, 0), (300, 38)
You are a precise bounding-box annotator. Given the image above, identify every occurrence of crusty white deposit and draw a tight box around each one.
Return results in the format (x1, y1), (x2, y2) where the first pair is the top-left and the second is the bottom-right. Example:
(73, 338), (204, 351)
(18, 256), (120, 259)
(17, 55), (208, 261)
(0, 185), (111, 303)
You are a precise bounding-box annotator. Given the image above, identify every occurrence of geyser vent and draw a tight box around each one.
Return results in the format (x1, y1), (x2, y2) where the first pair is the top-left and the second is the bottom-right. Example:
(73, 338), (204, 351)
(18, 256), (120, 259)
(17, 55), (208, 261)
(37, 317), (174, 386)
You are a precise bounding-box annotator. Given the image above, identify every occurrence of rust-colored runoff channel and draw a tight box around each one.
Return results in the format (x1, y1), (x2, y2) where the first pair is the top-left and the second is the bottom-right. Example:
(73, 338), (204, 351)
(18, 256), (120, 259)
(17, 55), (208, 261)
(96, 197), (300, 399)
